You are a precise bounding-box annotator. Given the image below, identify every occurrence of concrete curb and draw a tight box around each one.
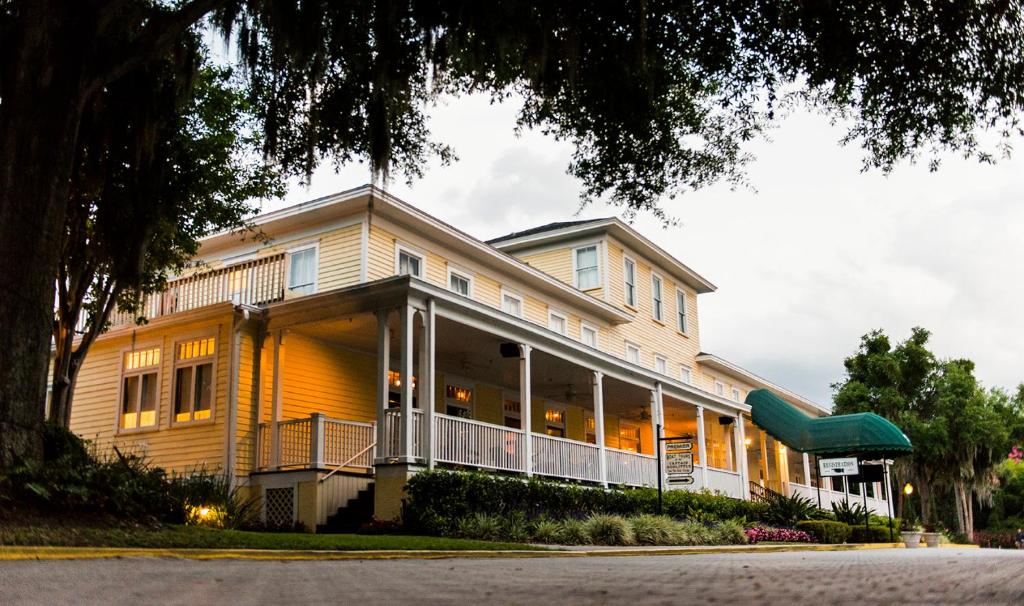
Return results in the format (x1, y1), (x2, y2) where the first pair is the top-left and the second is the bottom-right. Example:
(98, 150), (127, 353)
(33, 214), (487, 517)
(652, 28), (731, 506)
(0, 542), (977, 562)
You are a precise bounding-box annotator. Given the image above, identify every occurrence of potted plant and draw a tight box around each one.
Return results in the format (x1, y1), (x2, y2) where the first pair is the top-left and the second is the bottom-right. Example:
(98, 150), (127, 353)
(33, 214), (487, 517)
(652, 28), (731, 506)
(921, 522), (942, 548)
(900, 517), (923, 548)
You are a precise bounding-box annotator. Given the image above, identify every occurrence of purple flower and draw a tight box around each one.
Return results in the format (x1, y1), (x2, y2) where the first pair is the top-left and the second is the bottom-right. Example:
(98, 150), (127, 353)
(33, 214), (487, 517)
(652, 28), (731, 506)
(745, 526), (815, 544)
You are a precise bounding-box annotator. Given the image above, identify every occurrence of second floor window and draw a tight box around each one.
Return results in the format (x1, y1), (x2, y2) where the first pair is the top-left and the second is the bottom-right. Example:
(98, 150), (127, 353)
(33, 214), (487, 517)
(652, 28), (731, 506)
(680, 364), (693, 385)
(449, 271), (471, 296)
(655, 355), (667, 375)
(676, 289), (688, 333)
(575, 245), (599, 289)
(581, 324), (598, 348)
(288, 247), (317, 295)
(715, 381), (725, 397)
(624, 257), (636, 307)
(397, 248), (423, 278)
(502, 292), (523, 317)
(652, 275), (663, 321)
(174, 337), (215, 424)
(626, 342), (641, 364)
(548, 311), (567, 335)
(732, 388), (742, 402)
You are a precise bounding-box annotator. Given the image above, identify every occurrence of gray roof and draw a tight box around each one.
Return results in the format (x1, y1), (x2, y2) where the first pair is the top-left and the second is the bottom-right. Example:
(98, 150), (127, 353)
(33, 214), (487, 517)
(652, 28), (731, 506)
(486, 219), (610, 244)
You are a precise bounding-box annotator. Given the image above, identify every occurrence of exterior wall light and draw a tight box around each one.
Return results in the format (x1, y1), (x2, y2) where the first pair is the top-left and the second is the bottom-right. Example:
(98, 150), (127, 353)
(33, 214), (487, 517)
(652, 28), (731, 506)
(903, 482), (914, 496)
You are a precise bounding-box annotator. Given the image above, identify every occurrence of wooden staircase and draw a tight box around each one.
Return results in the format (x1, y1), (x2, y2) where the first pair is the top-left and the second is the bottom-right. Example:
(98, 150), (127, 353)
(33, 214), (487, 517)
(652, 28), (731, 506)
(317, 483), (375, 534)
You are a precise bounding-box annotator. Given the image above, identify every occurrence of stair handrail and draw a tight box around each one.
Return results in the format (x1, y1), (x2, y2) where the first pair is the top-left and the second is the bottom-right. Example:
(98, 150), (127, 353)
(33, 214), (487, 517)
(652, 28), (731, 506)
(319, 441), (377, 484)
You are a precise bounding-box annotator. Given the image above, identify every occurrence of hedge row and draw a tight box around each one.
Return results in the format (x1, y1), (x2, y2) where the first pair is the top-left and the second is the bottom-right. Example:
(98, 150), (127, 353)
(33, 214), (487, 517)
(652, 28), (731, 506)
(403, 470), (766, 535)
(794, 520), (897, 544)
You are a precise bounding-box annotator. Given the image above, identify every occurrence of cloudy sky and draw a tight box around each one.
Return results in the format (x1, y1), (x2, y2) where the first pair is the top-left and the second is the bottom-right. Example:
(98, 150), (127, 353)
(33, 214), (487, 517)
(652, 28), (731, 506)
(261, 93), (1024, 407)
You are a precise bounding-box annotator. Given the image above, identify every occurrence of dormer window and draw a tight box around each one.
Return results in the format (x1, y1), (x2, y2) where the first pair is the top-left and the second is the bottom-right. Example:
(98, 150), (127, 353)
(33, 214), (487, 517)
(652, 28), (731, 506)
(287, 244), (318, 295)
(574, 245), (600, 290)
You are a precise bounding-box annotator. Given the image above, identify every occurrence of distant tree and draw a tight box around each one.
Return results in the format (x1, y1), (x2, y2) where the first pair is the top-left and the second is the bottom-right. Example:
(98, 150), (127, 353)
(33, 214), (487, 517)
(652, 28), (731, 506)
(50, 59), (281, 427)
(5, 1), (1024, 467)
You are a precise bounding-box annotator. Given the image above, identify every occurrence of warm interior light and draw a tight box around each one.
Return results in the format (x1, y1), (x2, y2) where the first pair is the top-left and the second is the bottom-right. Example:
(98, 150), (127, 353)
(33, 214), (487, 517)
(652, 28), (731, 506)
(744, 438), (753, 447)
(903, 482), (914, 496)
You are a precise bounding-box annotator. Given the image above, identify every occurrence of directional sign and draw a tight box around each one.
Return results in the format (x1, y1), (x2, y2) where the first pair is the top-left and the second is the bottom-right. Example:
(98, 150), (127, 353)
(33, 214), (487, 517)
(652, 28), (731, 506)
(818, 457), (860, 477)
(668, 475), (695, 485)
(665, 442), (694, 475)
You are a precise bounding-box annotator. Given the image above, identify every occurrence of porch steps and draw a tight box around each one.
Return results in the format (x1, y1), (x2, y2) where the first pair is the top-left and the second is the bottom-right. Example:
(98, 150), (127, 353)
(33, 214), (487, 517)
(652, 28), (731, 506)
(317, 483), (375, 534)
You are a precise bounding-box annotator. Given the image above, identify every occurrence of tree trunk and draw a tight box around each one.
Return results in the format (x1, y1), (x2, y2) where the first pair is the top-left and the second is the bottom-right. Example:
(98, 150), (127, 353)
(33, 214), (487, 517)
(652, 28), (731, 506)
(953, 481), (973, 542)
(0, 4), (92, 468)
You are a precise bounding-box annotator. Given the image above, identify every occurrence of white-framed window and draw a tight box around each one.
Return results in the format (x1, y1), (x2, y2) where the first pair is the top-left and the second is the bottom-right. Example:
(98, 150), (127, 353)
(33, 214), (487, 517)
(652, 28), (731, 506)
(619, 422), (641, 452)
(574, 244), (600, 290)
(444, 382), (474, 418)
(287, 243), (318, 295)
(548, 309), (568, 335)
(654, 355), (668, 375)
(625, 342), (641, 365)
(680, 364), (693, 385)
(732, 388), (742, 403)
(119, 346), (161, 431)
(580, 322), (598, 348)
(501, 289), (524, 318)
(623, 256), (637, 307)
(172, 336), (216, 424)
(447, 267), (473, 297)
(545, 406), (566, 437)
(503, 398), (521, 429)
(676, 289), (688, 333)
(714, 381), (725, 397)
(395, 243), (425, 278)
(651, 274), (663, 321)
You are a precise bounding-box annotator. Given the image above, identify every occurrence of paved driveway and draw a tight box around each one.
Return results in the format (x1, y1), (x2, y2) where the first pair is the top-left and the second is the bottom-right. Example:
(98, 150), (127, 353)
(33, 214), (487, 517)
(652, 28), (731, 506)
(2, 548), (1023, 605)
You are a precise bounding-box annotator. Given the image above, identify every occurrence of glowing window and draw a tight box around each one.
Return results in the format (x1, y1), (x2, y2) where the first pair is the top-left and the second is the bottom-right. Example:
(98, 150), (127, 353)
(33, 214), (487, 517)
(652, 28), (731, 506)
(444, 384), (473, 418)
(173, 337), (216, 423)
(120, 347), (160, 431)
(545, 408), (565, 438)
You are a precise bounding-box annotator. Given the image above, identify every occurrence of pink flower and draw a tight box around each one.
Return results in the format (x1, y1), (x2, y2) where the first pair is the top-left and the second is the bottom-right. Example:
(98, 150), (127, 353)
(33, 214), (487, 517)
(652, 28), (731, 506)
(1008, 446), (1024, 463)
(745, 526), (815, 544)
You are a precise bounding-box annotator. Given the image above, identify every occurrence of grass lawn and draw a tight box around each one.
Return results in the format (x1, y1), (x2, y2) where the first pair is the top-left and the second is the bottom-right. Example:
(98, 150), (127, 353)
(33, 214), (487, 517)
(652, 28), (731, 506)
(0, 525), (544, 552)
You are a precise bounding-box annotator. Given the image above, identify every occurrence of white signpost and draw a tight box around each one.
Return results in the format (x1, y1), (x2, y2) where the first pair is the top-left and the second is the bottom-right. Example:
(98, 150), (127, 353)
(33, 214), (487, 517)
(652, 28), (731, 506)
(818, 457), (860, 477)
(665, 441), (694, 483)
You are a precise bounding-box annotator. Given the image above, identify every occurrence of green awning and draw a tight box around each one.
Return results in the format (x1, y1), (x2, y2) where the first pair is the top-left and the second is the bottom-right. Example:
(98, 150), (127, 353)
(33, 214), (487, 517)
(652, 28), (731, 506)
(746, 389), (912, 457)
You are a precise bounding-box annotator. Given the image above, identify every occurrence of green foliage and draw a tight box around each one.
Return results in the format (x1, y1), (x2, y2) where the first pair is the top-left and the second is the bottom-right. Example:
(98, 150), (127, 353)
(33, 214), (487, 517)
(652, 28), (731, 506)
(831, 501), (869, 525)
(630, 514), (679, 546)
(849, 524), (896, 543)
(710, 520), (748, 546)
(673, 521), (714, 546)
(795, 521), (852, 544)
(761, 493), (819, 527)
(170, 470), (261, 531)
(502, 511), (532, 543)
(555, 519), (591, 546)
(456, 513), (504, 542)
(531, 519), (562, 544)
(584, 515), (635, 546)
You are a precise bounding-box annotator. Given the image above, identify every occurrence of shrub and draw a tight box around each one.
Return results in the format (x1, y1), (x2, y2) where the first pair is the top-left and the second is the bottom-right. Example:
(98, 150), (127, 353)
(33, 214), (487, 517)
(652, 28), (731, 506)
(674, 521), (713, 546)
(630, 515), (679, 545)
(532, 519), (562, 544)
(745, 526), (814, 544)
(502, 511), (532, 543)
(457, 513), (504, 541)
(849, 524), (896, 543)
(710, 520), (748, 545)
(584, 514), (635, 545)
(795, 520), (852, 544)
(831, 500), (869, 525)
(556, 519), (591, 545)
(762, 493), (819, 526)
(171, 470), (261, 530)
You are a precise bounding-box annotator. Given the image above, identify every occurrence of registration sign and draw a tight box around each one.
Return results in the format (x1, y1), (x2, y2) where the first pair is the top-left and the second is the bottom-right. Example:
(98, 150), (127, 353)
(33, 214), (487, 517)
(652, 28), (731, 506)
(818, 457), (860, 477)
(665, 442), (694, 475)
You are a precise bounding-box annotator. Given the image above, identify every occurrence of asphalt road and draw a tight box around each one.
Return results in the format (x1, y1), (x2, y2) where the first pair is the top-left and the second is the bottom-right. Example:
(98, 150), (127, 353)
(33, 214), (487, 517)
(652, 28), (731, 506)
(2, 548), (1023, 605)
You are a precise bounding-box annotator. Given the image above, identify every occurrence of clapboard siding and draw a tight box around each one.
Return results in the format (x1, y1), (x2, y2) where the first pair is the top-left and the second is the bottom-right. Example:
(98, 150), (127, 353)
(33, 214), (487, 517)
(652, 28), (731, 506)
(318, 222), (362, 291)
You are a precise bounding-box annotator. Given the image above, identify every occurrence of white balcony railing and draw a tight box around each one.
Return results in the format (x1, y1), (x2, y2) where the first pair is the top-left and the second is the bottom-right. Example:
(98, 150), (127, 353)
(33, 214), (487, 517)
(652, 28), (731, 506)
(434, 414), (525, 472)
(258, 414), (376, 471)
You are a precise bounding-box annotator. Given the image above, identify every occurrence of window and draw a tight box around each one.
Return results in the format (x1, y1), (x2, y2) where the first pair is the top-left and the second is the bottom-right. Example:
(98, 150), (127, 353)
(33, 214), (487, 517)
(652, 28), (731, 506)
(676, 289), (688, 333)
(287, 246), (317, 295)
(574, 245), (600, 290)
(585, 414), (597, 444)
(548, 310), (567, 335)
(619, 423), (641, 452)
(387, 370), (418, 409)
(580, 323), (598, 348)
(396, 245), (424, 278)
(732, 388), (741, 402)
(623, 257), (636, 307)
(714, 381), (725, 397)
(173, 337), (215, 424)
(448, 269), (472, 297)
(545, 407), (565, 437)
(444, 383), (473, 418)
(651, 274), (663, 321)
(654, 355), (667, 375)
(501, 290), (523, 318)
(120, 347), (160, 431)
(503, 399), (521, 429)
(625, 342), (641, 364)
(680, 364), (693, 385)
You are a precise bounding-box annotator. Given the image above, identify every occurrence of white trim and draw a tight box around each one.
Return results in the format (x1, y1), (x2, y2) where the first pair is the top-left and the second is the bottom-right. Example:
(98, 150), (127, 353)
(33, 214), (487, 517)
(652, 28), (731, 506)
(394, 242), (427, 279)
(286, 241), (320, 296)
(731, 387), (741, 403)
(571, 242), (602, 291)
(625, 341), (641, 365)
(200, 214), (363, 265)
(601, 240), (610, 301)
(500, 288), (525, 318)
(580, 321), (599, 349)
(623, 255), (637, 308)
(680, 364), (693, 385)
(359, 216), (369, 282)
(446, 264), (474, 298)
(675, 288), (689, 334)
(714, 380), (725, 397)
(695, 352), (829, 414)
(651, 272), (664, 322)
(115, 341), (163, 434)
(654, 354), (668, 376)
(170, 331), (220, 427)
(547, 308), (569, 335)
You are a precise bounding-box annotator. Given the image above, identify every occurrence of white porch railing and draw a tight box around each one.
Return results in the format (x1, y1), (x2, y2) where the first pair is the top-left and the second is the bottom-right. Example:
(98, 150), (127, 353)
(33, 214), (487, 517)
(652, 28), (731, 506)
(604, 446), (657, 487)
(382, 408), (425, 459)
(434, 414), (525, 472)
(706, 468), (744, 498)
(258, 414), (376, 471)
(82, 253), (287, 332)
(532, 433), (602, 483)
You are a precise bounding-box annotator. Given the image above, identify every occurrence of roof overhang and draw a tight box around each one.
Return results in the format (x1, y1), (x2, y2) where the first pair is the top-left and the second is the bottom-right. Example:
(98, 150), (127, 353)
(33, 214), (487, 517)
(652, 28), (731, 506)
(695, 352), (830, 415)
(490, 218), (716, 294)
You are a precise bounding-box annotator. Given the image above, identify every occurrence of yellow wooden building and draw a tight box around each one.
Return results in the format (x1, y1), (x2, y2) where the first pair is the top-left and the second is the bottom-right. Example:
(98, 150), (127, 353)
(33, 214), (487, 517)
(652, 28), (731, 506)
(64, 185), (890, 530)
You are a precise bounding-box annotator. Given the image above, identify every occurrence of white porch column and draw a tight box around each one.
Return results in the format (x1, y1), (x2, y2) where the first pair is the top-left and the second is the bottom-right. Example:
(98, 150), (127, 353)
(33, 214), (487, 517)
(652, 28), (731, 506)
(592, 371), (607, 488)
(696, 405), (708, 489)
(420, 299), (436, 468)
(270, 329), (285, 470)
(309, 412), (325, 469)
(519, 344), (532, 476)
(802, 452), (812, 488)
(375, 310), (391, 460)
(399, 304), (415, 461)
(652, 383), (664, 488)
(737, 413), (750, 499)
(759, 427), (769, 488)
